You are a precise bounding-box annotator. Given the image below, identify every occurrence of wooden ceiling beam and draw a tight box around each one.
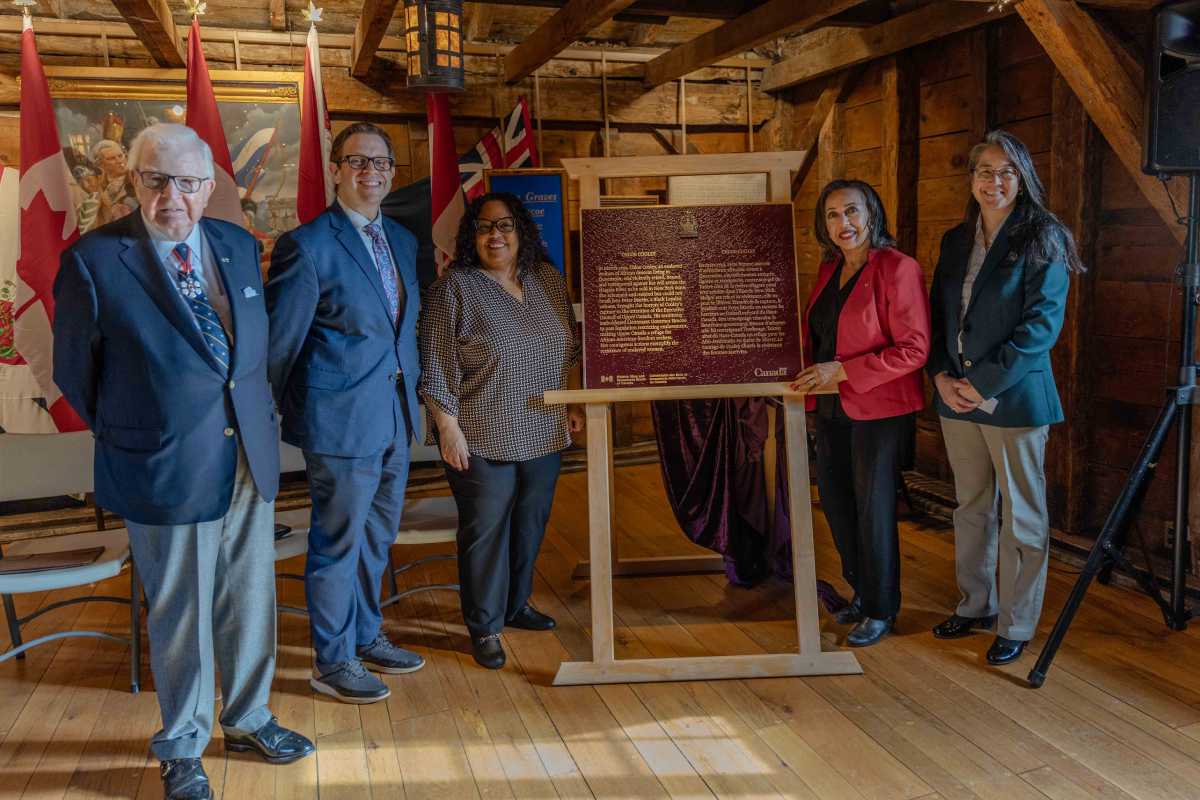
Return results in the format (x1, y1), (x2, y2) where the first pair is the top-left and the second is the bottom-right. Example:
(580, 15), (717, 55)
(350, 0), (402, 78)
(471, 0), (754, 20)
(761, 1), (1011, 93)
(465, 2), (496, 41)
(1016, 0), (1185, 244)
(504, 0), (640, 84)
(643, 0), (866, 89)
(108, 0), (183, 67)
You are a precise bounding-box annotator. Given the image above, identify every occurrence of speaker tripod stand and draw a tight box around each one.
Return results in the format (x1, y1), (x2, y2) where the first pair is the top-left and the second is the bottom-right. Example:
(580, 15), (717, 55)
(1028, 173), (1200, 688)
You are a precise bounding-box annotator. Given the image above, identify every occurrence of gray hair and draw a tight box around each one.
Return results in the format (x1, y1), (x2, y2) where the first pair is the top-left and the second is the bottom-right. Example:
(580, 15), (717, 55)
(89, 138), (124, 162)
(127, 123), (215, 179)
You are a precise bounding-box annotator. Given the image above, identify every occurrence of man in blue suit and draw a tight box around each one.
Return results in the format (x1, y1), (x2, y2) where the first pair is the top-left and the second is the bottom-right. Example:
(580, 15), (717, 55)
(53, 123), (313, 800)
(267, 122), (424, 704)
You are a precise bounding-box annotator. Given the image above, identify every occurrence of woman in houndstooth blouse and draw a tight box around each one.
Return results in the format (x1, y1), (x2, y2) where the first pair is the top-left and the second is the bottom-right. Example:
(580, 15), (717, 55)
(420, 192), (583, 670)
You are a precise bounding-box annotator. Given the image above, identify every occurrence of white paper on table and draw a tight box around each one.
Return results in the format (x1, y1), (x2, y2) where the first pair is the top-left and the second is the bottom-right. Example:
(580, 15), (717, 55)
(977, 397), (998, 415)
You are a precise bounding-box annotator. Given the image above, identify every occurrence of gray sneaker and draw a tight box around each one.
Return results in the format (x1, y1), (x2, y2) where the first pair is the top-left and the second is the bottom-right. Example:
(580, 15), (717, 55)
(310, 659), (390, 704)
(357, 634), (426, 674)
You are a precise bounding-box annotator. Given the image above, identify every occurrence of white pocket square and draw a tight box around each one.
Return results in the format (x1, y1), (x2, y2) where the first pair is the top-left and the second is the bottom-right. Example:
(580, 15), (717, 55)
(243, 286), (259, 299)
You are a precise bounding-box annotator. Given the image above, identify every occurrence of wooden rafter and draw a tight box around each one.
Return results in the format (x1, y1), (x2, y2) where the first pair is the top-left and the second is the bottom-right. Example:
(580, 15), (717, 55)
(504, 0), (639, 84)
(350, 0), (402, 78)
(108, 0), (183, 67)
(1017, 0), (1185, 244)
(790, 67), (864, 198)
(761, 1), (1011, 93)
(642, 0), (865, 89)
(465, 2), (496, 41)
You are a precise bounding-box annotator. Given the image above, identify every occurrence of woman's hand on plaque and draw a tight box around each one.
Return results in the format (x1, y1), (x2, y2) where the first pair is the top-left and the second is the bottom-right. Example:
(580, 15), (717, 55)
(438, 422), (471, 472)
(568, 405), (586, 434)
(789, 361), (847, 393)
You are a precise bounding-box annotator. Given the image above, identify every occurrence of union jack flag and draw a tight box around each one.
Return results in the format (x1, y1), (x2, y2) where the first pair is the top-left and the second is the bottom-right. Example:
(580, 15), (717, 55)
(458, 97), (539, 201)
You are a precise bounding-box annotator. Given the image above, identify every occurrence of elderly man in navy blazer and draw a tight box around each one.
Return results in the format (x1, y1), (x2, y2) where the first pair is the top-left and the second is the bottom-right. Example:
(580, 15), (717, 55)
(52, 123), (313, 800)
(267, 122), (424, 704)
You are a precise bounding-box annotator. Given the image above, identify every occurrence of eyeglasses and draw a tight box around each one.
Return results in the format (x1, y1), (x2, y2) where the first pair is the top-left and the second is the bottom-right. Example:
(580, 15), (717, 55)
(973, 167), (1020, 183)
(474, 217), (516, 235)
(336, 154), (396, 172)
(136, 170), (210, 194)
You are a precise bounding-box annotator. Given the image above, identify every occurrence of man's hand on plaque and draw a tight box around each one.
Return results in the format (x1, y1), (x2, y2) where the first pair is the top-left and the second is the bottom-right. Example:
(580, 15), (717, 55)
(568, 405), (586, 434)
(789, 361), (847, 393)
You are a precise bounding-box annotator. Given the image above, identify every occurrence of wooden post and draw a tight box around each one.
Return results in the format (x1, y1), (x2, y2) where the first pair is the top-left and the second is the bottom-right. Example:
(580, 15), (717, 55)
(1047, 76), (1096, 537)
(966, 27), (991, 143)
(881, 53), (919, 257)
(679, 76), (688, 156)
(534, 68), (544, 162)
(745, 62), (754, 153)
(585, 403), (615, 664)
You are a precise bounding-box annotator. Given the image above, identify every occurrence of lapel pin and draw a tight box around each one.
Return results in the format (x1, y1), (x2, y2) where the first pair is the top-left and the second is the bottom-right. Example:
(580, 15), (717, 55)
(243, 286), (259, 299)
(221, 256), (231, 263)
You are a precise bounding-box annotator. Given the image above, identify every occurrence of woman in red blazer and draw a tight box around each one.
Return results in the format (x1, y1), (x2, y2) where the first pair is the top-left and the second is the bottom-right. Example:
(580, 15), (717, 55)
(790, 179), (931, 647)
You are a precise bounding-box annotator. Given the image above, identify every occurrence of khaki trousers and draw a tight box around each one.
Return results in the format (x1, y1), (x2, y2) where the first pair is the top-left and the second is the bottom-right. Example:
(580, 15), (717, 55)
(939, 417), (1050, 641)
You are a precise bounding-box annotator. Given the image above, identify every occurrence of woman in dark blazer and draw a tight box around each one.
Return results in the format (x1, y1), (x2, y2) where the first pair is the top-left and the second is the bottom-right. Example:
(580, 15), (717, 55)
(790, 179), (931, 647)
(928, 130), (1084, 666)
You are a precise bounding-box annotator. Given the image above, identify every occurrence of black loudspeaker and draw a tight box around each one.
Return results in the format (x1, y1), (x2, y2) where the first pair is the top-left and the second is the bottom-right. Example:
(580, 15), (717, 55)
(1144, 0), (1200, 174)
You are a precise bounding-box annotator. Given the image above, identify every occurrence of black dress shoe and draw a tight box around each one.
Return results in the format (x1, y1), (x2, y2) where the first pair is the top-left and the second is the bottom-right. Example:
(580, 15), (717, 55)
(932, 613), (997, 639)
(225, 717), (315, 764)
(986, 635), (1027, 665)
(847, 616), (894, 647)
(506, 605), (557, 631)
(834, 596), (863, 625)
(160, 758), (212, 800)
(472, 633), (506, 669)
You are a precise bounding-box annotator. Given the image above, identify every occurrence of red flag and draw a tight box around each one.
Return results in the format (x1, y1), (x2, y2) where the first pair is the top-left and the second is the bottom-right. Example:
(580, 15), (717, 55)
(297, 22), (333, 224)
(13, 16), (86, 432)
(185, 18), (243, 226)
(428, 93), (465, 273)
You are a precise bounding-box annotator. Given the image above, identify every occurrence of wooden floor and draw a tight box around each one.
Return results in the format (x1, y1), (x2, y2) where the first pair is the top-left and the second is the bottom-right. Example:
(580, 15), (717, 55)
(4, 464), (1200, 799)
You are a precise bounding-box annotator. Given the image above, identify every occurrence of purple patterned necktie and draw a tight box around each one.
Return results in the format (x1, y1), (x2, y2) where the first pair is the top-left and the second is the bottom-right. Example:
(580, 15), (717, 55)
(363, 222), (401, 323)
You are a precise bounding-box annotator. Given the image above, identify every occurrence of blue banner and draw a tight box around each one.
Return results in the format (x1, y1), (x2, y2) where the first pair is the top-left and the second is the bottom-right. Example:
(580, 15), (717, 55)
(487, 172), (567, 275)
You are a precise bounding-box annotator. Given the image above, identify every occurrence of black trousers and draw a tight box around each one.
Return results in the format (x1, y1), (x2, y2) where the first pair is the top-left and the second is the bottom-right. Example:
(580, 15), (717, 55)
(445, 451), (562, 639)
(813, 412), (914, 619)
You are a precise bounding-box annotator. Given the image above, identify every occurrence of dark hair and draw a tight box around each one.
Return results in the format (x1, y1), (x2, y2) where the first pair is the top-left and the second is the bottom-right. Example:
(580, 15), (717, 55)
(813, 179), (897, 261)
(967, 129), (1085, 273)
(330, 122), (394, 162)
(451, 192), (550, 275)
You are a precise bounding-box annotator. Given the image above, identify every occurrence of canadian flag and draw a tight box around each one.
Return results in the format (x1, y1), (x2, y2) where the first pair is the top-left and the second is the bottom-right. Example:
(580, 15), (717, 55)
(12, 15), (86, 432)
(297, 21), (334, 224)
(185, 17), (243, 226)
(428, 93), (465, 273)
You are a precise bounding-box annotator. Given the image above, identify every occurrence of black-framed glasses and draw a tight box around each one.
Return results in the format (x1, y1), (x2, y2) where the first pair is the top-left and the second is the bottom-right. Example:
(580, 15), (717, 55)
(336, 154), (396, 172)
(474, 217), (515, 235)
(136, 170), (210, 194)
(973, 167), (1020, 183)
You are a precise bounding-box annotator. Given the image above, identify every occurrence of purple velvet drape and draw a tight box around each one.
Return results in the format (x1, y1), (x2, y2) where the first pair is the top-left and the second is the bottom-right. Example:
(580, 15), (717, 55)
(652, 398), (849, 609)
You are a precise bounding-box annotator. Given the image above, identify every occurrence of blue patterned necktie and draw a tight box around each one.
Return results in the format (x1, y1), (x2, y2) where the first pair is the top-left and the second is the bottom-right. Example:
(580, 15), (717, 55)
(173, 242), (231, 374)
(363, 223), (402, 323)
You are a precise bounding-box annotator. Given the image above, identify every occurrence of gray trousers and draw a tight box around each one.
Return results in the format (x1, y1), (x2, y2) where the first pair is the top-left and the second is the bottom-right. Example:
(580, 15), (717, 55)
(126, 447), (276, 760)
(939, 418), (1050, 641)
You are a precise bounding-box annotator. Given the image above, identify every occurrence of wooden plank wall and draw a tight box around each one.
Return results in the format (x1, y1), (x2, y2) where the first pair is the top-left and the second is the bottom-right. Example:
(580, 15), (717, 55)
(786, 15), (1184, 549)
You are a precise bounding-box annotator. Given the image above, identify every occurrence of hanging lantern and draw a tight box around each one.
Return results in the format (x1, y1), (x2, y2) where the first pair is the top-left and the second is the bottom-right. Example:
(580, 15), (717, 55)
(404, 0), (465, 92)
